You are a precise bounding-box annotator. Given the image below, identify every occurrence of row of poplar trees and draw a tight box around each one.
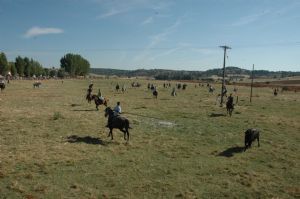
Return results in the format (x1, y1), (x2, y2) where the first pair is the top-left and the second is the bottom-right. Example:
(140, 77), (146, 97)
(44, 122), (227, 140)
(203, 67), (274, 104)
(0, 52), (90, 77)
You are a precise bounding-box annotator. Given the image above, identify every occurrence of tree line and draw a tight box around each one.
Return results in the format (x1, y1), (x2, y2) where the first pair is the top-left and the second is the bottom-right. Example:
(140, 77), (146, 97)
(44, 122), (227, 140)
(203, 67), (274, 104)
(90, 67), (300, 80)
(0, 52), (90, 77)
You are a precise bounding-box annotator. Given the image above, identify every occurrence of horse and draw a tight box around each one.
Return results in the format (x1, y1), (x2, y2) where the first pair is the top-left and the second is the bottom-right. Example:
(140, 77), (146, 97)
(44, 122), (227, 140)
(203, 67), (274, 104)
(209, 86), (214, 93)
(0, 82), (5, 91)
(33, 82), (41, 88)
(91, 95), (108, 110)
(104, 107), (131, 141)
(226, 95), (234, 116)
(226, 101), (234, 117)
(273, 88), (278, 96)
(153, 90), (158, 98)
(86, 92), (92, 103)
(116, 84), (120, 92)
(121, 85), (126, 93)
(171, 89), (176, 96)
(131, 82), (141, 88)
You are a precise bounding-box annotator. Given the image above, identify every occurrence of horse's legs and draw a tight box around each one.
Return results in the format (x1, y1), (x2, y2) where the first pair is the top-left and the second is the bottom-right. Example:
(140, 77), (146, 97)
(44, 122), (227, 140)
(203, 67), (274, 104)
(257, 135), (260, 147)
(120, 129), (127, 140)
(108, 129), (113, 140)
(126, 129), (129, 141)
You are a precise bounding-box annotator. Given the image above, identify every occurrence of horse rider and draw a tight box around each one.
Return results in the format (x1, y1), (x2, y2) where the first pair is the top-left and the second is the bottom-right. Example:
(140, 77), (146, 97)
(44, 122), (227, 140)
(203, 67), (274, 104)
(106, 102), (122, 127)
(97, 89), (104, 101)
(113, 101), (122, 116)
(87, 83), (93, 94)
(226, 93), (234, 107)
(171, 87), (176, 96)
(274, 88), (278, 96)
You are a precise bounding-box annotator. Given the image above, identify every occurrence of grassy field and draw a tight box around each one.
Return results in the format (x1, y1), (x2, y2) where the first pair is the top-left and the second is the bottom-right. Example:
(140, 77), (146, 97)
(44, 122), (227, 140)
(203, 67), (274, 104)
(0, 79), (299, 198)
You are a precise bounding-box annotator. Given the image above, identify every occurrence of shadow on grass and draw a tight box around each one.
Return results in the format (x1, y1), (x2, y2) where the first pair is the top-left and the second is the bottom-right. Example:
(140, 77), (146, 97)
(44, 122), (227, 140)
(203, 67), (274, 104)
(209, 113), (226, 117)
(72, 109), (97, 112)
(218, 146), (244, 157)
(71, 104), (81, 107)
(133, 106), (147, 110)
(66, 135), (107, 145)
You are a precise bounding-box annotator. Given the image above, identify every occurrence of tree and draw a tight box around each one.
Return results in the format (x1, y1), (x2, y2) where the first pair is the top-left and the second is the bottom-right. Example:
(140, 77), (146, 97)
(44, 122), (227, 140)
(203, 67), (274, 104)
(49, 69), (57, 77)
(60, 53), (90, 77)
(8, 62), (17, 76)
(43, 68), (50, 77)
(24, 57), (32, 77)
(15, 56), (25, 76)
(0, 52), (8, 75)
(57, 68), (65, 78)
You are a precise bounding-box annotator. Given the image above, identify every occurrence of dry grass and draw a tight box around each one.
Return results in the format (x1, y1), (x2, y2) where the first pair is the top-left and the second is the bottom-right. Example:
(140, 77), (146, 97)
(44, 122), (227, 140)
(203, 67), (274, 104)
(0, 79), (299, 198)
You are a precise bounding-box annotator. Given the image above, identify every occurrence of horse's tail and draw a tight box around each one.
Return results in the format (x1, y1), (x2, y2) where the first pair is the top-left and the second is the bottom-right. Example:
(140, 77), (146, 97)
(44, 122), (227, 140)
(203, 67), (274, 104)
(125, 119), (132, 129)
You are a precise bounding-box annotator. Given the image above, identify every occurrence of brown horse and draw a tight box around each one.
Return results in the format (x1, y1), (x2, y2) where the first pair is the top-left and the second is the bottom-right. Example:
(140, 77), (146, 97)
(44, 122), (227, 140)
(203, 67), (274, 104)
(104, 107), (131, 141)
(92, 95), (108, 110)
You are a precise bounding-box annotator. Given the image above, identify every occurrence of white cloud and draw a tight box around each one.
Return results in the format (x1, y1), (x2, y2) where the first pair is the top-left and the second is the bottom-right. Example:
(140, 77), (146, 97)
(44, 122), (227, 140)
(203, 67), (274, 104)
(134, 18), (182, 62)
(95, 0), (173, 20)
(231, 10), (270, 26)
(141, 16), (153, 25)
(24, 26), (64, 38)
(97, 8), (127, 19)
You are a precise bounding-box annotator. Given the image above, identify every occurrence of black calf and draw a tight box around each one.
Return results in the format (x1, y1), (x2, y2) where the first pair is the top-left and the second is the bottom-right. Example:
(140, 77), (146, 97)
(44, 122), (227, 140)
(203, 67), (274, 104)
(244, 128), (260, 151)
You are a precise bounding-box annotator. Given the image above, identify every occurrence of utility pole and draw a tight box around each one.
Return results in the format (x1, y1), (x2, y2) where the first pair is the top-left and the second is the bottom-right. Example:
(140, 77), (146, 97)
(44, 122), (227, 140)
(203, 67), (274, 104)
(219, 45), (231, 106)
(250, 64), (254, 102)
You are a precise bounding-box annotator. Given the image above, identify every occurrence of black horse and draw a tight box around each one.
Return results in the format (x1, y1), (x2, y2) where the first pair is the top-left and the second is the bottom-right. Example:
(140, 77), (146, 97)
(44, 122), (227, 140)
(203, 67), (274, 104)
(0, 82), (5, 91)
(116, 84), (120, 92)
(104, 107), (131, 141)
(226, 95), (234, 117)
(92, 95), (108, 110)
(153, 90), (158, 98)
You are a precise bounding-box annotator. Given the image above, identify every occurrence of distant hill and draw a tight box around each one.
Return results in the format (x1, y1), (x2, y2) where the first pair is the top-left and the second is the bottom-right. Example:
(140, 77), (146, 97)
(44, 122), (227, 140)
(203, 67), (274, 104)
(89, 67), (300, 80)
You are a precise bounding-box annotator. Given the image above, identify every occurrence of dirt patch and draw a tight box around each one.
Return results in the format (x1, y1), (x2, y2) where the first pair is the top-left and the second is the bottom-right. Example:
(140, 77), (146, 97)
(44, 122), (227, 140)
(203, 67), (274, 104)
(158, 121), (176, 127)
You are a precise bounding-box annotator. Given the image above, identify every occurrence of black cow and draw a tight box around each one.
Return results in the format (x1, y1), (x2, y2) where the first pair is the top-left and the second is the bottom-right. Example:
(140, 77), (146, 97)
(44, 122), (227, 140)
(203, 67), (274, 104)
(244, 128), (260, 151)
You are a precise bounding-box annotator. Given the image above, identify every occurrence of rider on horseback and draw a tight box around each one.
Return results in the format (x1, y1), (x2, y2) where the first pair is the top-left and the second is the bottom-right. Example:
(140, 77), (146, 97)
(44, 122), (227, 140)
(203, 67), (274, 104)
(106, 102), (122, 127)
(113, 102), (122, 116)
(227, 93), (234, 105)
(226, 93), (234, 113)
(97, 89), (104, 101)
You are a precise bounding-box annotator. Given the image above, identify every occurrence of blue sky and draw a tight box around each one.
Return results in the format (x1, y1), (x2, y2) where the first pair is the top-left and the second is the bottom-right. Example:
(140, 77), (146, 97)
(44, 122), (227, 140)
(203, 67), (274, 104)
(0, 0), (299, 71)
